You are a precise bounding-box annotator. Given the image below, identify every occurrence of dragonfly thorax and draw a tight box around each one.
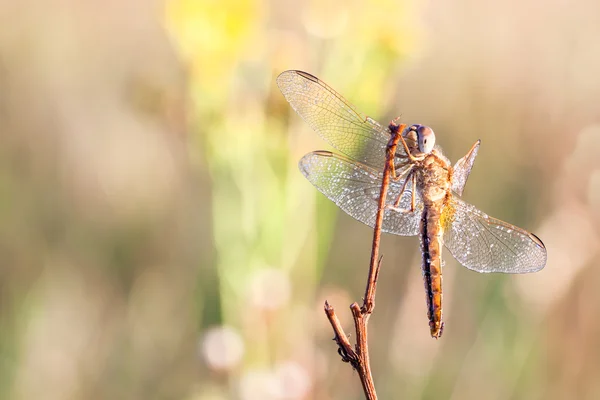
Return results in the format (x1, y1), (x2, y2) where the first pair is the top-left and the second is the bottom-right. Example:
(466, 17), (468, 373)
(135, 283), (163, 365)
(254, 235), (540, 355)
(415, 152), (452, 204)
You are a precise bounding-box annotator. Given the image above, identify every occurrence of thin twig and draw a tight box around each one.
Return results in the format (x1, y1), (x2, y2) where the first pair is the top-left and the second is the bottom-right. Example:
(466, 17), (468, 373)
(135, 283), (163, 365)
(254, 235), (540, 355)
(323, 124), (404, 400)
(324, 301), (359, 368)
(363, 125), (402, 315)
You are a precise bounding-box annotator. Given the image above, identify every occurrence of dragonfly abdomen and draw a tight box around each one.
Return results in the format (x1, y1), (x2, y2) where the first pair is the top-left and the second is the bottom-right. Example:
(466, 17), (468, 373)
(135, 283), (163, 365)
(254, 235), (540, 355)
(420, 203), (445, 339)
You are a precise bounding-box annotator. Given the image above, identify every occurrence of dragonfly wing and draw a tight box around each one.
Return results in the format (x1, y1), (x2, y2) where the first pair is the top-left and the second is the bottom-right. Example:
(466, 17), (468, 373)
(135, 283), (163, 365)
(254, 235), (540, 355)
(442, 197), (547, 273)
(299, 151), (421, 236)
(451, 140), (480, 196)
(278, 70), (406, 169)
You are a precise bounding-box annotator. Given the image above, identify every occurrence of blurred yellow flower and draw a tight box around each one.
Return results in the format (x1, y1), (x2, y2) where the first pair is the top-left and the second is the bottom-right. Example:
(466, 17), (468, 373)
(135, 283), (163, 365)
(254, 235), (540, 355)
(166, 0), (262, 101)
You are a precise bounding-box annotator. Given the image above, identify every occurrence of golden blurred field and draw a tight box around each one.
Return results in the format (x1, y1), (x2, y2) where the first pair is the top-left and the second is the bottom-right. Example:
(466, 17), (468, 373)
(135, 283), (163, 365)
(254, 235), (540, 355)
(1, 0), (600, 399)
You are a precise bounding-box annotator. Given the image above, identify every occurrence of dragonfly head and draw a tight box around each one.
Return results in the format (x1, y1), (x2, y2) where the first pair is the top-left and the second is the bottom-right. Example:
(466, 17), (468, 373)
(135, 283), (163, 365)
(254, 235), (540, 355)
(410, 124), (436, 154)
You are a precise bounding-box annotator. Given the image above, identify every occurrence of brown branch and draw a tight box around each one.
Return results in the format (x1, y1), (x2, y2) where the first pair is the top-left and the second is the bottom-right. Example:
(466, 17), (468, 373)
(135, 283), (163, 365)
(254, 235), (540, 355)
(324, 301), (359, 368)
(323, 123), (404, 400)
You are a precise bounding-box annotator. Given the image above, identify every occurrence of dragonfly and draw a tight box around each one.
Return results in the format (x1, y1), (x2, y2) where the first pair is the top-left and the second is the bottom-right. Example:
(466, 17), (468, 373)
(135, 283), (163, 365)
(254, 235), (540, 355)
(277, 70), (547, 338)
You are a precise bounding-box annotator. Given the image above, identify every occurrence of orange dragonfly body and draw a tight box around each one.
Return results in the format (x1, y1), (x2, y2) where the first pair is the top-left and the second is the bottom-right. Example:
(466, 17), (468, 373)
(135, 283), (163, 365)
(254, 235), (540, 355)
(277, 70), (547, 338)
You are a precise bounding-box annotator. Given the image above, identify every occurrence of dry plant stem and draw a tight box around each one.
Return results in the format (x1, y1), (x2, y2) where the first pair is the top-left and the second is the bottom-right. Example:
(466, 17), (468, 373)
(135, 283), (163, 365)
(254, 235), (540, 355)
(363, 125), (403, 315)
(324, 301), (359, 368)
(323, 124), (404, 400)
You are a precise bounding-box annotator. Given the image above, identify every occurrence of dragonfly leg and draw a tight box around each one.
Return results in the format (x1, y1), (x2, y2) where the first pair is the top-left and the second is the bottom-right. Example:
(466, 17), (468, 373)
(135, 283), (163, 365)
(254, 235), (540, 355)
(399, 134), (419, 162)
(397, 129), (426, 163)
(386, 170), (416, 214)
(390, 161), (411, 181)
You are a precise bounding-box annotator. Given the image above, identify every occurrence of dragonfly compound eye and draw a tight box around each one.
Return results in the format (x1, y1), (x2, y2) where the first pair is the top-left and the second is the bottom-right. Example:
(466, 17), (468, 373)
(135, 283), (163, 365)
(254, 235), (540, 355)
(418, 125), (436, 154)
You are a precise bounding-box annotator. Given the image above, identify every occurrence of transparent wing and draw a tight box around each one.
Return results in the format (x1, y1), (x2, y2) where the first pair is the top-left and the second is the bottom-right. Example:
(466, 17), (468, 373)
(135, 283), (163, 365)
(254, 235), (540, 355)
(443, 197), (547, 273)
(452, 140), (480, 196)
(299, 151), (422, 236)
(278, 70), (407, 169)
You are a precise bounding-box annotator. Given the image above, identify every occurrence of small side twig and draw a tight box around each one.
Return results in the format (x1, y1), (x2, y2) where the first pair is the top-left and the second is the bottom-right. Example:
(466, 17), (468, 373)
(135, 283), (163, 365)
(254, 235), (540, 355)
(324, 124), (404, 400)
(324, 301), (359, 368)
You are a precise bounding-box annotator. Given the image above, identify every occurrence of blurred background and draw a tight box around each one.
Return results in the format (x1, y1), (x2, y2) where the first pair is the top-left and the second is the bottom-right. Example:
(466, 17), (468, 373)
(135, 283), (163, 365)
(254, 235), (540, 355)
(0, 0), (599, 399)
